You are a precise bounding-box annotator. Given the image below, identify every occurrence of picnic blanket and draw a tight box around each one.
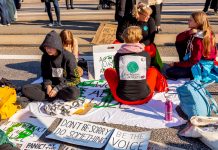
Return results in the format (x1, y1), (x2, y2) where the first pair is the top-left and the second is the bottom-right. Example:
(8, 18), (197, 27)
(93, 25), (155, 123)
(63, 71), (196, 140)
(24, 77), (187, 129)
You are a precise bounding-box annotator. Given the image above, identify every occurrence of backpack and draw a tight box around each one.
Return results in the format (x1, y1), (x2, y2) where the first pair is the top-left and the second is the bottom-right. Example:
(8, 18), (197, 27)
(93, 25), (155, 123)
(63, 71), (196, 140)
(0, 86), (20, 120)
(177, 80), (218, 119)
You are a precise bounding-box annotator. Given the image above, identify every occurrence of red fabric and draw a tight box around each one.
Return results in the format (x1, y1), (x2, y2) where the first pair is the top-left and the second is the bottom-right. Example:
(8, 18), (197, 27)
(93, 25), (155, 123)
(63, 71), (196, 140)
(144, 43), (156, 58)
(175, 30), (217, 68)
(214, 60), (218, 66)
(104, 67), (163, 105)
(113, 39), (121, 44)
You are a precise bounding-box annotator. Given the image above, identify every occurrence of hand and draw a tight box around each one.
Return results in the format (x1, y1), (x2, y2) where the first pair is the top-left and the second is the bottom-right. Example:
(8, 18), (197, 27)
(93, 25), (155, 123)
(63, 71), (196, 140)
(46, 85), (52, 95)
(48, 89), (57, 98)
(169, 62), (174, 67)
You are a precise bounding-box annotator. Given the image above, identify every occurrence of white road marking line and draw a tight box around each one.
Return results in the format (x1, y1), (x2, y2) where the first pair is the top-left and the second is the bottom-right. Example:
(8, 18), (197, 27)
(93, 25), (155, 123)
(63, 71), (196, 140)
(18, 9), (202, 16)
(1, 55), (217, 61)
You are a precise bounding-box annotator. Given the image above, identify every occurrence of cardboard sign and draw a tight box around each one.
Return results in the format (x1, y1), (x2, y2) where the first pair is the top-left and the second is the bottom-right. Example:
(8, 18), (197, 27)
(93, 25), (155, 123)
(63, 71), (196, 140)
(20, 142), (60, 150)
(91, 23), (117, 45)
(93, 43), (123, 80)
(105, 129), (151, 150)
(46, 119), (114, 148)
(0, 110), (55, 144)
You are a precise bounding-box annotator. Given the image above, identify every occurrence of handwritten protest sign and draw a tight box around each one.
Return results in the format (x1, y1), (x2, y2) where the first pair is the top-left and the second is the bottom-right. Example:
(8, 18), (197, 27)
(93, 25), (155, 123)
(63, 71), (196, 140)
(20, 142), (60, 150)
(105, 129), (151, 150)
(78, 80), (119, 108)
(93, 43), (123, 80)
(46, 119), (114, 148)
(91, 23), (117, 45)
(0, 110), (55, 144)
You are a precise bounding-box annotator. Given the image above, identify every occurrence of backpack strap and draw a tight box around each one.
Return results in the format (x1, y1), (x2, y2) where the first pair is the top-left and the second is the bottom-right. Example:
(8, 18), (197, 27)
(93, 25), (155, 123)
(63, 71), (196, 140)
(205, 89), (218, 115)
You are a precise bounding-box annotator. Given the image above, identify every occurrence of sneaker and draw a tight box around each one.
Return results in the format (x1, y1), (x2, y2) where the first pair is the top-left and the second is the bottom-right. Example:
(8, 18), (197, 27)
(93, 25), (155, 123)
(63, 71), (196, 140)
(56, 22), (63, 26)
(47, 22), (54, 27)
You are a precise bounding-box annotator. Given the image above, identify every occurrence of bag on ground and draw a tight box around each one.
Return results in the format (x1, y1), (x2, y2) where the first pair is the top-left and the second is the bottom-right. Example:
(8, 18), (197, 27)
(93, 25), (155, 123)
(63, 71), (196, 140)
(176, 80), (218, 119)
(0, 86), (20, 120)
(179, 116), (218, 150)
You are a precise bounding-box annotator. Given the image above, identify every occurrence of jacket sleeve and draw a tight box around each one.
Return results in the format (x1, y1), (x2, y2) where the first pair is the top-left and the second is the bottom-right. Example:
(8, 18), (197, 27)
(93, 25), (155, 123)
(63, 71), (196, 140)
(142, 18), (156, 45)
(41, 54), (52, 88)
(176, 30), (192, 43)
(174, 38), (203, 67)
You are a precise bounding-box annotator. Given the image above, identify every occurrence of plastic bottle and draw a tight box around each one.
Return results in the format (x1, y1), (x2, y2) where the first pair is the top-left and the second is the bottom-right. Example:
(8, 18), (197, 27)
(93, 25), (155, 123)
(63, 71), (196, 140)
(165, 97), (173, 121)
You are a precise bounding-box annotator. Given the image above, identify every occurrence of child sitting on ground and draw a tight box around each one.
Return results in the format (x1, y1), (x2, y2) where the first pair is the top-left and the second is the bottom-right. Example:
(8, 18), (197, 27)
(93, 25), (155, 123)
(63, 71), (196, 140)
(104, 26), (167, 105)
(22, 30), (80, 101)
(166, 11), (217, 79)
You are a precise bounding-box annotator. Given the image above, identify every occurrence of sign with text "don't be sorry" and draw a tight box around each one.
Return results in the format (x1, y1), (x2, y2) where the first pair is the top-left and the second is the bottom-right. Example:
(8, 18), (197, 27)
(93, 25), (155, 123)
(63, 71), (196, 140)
(105, 129), (151, 150)
(46, 119), (114, 148)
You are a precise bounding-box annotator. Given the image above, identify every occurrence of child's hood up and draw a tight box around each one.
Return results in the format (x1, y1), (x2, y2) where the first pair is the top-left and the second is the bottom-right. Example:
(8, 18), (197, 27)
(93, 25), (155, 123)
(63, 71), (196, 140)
(39, 30), (63, 54)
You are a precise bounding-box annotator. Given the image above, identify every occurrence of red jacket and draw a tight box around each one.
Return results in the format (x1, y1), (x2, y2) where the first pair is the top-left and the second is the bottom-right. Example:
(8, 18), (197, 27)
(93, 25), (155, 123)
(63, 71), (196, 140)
(174, 30), (217, 68)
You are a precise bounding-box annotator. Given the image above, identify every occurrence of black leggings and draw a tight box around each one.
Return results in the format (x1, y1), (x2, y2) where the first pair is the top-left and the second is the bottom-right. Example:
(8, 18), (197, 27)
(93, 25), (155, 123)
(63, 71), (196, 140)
(22, 84), (80, 101)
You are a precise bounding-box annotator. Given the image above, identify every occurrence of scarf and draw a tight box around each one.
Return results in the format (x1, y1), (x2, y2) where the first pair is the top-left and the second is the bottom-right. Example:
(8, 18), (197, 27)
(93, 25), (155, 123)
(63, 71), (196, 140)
(118, 43), (144, 54)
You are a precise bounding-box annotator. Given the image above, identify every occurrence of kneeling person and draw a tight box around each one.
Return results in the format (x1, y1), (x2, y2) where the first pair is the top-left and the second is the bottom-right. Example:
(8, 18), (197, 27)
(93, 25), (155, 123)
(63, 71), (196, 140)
(22, 30), (80, 101)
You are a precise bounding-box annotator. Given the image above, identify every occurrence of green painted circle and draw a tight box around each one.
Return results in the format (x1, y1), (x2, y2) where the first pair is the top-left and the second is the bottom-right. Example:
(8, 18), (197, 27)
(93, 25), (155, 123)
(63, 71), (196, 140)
(127, 61), (139, 73)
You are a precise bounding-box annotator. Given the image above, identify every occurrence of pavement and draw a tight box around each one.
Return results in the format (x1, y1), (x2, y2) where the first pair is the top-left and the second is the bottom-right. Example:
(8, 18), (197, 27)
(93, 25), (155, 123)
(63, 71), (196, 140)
(0, 0), (218, 149)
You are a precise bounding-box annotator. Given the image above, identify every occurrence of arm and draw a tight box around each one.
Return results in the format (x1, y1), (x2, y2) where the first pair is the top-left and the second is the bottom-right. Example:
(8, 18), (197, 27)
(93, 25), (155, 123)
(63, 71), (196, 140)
(174, 38), (203, 67)
(176, 30), (192, 43)
(41, 54), (52, 88)
(54, 54), (80, 92)
(141, 18), (156, 45)
(73, 38), (79, 59)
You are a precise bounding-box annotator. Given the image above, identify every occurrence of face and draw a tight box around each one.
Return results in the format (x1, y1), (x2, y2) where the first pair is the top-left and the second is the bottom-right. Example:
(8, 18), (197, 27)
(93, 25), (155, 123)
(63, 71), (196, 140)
(45, 47), (58, 56)
(138, 12), (150, 22)
(188, 16), (198, 29)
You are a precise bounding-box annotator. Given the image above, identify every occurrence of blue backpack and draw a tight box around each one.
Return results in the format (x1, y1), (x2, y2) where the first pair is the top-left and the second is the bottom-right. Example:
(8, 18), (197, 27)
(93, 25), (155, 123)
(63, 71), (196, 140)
(177, 80), (218, 119)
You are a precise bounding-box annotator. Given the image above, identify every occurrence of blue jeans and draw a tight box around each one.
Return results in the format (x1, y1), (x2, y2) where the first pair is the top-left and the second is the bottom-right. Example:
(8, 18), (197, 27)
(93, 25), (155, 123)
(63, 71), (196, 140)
(0, 0), (11, 25)
(45, 0), (60, 23)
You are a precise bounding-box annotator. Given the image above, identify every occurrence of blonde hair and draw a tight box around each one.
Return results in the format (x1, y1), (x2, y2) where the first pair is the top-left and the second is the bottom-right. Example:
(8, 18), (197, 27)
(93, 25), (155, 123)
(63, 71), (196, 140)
(122, 26), (143, 43)
(191, 11), (216, 57)
(132, 3), (152, 20)
(60, 29), (74, 52)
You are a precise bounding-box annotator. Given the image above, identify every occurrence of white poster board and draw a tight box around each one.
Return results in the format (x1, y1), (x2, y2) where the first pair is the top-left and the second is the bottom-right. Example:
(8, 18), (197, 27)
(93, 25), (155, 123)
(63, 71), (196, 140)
(0, 110), (56, 144)
(93, 44), (124, 80)
(46, 118), (114, 148)
(105, 129), (151, 150)
(20, 142), (60, 150)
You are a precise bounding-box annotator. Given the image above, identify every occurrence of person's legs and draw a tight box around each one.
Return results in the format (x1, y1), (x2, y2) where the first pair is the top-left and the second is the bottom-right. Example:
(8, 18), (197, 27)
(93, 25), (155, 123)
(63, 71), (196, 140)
(175, 41), (187, 62)
(21, 84), (46, 101)
(166, 66), (192, 79)
(146, 67), (158, 94)
(45, 1), (53, 25)
(203, 0), (212, 12)
(104, 68), (119, 97)
(53, 0), (61, 25)
(0, 0), (11, 25)
(56, 86), (80, 101)
(65, 0), (69, 9)
(70, 0), (74, 9)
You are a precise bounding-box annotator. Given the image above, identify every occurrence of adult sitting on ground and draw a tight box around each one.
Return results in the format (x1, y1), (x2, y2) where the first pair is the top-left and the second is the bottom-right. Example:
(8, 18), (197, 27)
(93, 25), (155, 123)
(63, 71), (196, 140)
(166, 11), (217, 80)
(105, 26), (167, 105)
(22, 30), (80, 101)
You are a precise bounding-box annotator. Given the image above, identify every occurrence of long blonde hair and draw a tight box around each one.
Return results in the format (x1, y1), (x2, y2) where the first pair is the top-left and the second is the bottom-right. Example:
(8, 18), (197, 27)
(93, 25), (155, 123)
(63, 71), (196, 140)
(191, 11), (216, 57)
(132, 3), (152, 20)
(60, 29), (74, 52)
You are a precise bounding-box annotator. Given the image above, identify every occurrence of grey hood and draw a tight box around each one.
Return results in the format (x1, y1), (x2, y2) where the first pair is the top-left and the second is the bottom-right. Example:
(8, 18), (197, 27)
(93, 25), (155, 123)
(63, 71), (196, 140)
(39, 30), (63, 54)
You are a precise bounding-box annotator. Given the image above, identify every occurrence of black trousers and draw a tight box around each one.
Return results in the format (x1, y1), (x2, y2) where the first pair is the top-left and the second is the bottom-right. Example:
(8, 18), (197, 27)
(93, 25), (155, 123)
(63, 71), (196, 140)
(22, 84), (80, 101)
(65, 0), (73, 8)
(150, 3), (162, 27)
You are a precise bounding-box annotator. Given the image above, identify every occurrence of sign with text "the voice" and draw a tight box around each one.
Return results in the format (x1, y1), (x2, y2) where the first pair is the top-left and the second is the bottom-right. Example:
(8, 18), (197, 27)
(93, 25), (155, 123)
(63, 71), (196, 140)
(46, 119), (114, 148)
(105, 129), (151, 150)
